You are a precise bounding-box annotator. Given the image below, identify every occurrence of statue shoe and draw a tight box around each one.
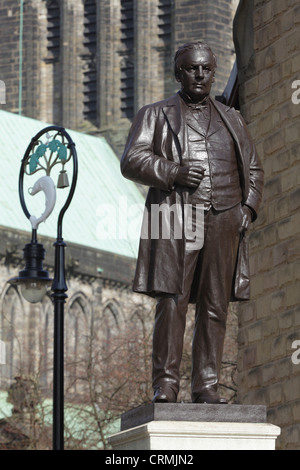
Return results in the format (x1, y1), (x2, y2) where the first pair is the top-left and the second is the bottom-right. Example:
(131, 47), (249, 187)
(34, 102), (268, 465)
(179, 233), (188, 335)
(193, 389), (227, 404)
(152, 387), (177, 403)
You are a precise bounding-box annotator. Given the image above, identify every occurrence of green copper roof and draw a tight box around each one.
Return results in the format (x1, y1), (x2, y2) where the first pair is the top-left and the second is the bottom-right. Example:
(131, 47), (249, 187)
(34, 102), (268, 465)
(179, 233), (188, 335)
(0, 111), (144, 258)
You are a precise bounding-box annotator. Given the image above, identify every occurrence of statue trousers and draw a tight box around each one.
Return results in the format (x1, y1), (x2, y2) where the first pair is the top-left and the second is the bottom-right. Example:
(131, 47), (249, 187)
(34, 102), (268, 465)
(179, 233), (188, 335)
(152, 203), (242, 401)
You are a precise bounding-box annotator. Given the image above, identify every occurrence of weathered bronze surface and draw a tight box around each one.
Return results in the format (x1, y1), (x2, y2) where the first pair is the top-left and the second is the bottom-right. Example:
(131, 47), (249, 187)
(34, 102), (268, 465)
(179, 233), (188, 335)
(121, 42), (264, 404)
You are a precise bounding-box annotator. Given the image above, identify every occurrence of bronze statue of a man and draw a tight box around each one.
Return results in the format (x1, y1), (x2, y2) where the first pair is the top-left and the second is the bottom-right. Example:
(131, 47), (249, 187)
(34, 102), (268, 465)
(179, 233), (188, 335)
(121, 42), (264, 404)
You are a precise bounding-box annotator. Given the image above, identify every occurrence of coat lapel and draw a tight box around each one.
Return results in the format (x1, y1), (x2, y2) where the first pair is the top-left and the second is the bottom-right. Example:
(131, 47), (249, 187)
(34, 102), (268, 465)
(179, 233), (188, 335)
(207, 104), (224, 137)
(210, 98), (238, 138)
(210, 98), (245, 155)
(162, 93), (186, 161)
(210, 98), (248, 200)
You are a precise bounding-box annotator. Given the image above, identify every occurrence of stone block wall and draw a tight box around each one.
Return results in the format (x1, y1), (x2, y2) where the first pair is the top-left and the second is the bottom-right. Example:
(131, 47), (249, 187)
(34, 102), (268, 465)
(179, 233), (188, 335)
(236, 0), (300, 450)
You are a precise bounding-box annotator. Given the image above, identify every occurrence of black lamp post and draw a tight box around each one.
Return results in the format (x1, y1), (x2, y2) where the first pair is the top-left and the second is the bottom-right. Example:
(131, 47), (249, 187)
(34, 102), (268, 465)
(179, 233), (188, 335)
(9, 126), (78, 450)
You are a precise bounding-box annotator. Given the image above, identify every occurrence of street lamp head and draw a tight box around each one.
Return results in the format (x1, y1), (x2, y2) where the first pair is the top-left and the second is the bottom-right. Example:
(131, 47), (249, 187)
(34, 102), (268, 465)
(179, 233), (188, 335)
(9, 238), (52, 303)
(20, 281), (48, 304)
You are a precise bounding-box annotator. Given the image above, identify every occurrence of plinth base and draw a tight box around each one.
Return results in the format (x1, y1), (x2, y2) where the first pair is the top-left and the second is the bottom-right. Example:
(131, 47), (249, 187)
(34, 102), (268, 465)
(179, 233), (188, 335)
(109, 404), (280, 451)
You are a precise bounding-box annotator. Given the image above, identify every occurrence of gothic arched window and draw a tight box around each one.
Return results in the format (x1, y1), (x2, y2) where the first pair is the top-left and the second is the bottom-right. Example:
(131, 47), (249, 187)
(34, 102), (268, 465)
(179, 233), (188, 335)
(65, 294), (90, 395)
(40, 296), (54, 391)
(0, 287), (25, 388)
(101, 300), (120, 347)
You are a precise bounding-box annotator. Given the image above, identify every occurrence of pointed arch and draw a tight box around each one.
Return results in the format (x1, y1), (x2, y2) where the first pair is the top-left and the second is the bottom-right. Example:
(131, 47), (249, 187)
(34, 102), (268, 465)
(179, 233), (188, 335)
(65, 292), (91, 394)
(0, 285), (25, 388)
(39, 294), (54, 391)
(102, 299), (122, 327)
(93, 299), (123, 374)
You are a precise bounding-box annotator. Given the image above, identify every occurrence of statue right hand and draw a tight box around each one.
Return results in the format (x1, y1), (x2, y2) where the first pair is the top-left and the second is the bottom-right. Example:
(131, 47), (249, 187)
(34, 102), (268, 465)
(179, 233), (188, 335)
(174, 164), (205, 188)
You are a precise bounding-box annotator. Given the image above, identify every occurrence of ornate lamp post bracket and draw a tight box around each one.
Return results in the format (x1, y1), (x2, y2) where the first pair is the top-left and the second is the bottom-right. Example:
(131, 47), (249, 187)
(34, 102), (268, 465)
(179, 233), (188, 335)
(9, 126), (78, 450)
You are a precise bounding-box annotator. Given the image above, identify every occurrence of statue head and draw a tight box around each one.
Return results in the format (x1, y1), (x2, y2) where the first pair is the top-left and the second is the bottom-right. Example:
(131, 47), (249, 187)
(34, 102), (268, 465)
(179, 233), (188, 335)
(174, 42), (217, 102)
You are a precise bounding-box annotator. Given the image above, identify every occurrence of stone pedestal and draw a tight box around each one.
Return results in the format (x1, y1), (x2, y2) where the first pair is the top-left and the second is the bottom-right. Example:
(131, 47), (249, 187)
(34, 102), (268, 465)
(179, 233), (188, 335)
(109, 404), (281, 451)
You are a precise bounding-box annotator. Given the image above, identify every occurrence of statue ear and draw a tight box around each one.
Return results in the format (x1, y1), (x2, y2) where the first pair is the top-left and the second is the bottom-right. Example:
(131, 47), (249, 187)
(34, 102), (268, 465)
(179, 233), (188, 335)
(175, 71), (182, 83)
(174, 65), (182, 83)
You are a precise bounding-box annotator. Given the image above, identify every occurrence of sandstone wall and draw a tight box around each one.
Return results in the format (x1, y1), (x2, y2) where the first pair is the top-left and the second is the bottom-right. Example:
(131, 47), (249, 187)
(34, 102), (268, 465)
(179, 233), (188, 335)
(236, 0), (300, 450)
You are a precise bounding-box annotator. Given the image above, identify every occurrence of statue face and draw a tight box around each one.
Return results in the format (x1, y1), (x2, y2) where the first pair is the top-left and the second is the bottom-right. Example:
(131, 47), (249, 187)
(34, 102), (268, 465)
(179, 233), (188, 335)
(177, 48), (215, 102)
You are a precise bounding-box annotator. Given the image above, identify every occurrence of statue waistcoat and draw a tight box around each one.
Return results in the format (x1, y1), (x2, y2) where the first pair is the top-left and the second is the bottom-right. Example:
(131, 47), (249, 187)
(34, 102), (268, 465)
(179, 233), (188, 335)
(183, 101), (242, 211)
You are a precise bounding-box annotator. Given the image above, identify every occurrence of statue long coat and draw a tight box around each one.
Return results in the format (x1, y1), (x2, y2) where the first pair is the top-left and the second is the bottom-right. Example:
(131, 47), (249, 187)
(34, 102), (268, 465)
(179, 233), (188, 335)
(121, 93), (264, 302)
